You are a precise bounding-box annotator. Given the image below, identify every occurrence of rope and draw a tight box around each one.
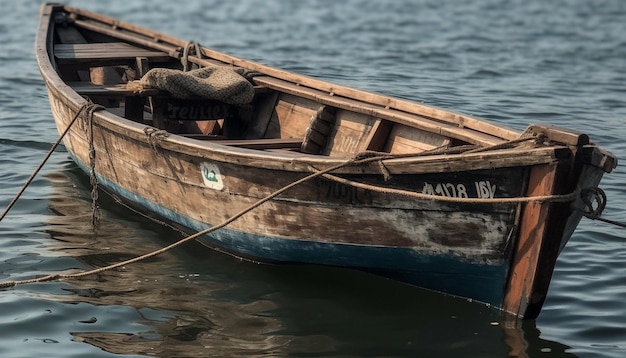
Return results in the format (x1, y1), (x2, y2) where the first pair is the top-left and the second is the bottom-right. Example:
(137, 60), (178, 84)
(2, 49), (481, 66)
(0, 154), (374, 289)
(1, 143), (620, 288)
(144, 127), (169, 154)
(578, 187), (607, 219)
(576, 187), (626, 228)
(321, 173), (579, 204)
(87, 104), (101, 228)
(313, 150), (579, 204)
(591, 215), (626, 229)
(182, 41), (202, 72)
(322, 163), (626, 229)
(0, 103), (103, 223)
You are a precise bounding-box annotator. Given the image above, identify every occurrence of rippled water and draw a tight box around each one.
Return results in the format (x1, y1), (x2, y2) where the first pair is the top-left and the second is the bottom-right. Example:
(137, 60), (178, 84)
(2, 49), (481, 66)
(1, 1), (625, 357)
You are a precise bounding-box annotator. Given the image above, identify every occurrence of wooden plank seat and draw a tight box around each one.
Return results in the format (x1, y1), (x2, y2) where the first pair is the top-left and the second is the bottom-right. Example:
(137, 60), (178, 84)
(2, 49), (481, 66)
(172, 135), (304, 150)
(54, 42), (170, 65)
(70, 82), (267, 98)
(209, 138), (304, 150)
(69, 81), (153, 121)
(69, 82), (159, 96)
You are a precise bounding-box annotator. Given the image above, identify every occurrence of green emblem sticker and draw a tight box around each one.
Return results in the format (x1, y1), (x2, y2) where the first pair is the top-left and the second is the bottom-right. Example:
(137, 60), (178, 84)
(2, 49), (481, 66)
(200, 162), (224, 190)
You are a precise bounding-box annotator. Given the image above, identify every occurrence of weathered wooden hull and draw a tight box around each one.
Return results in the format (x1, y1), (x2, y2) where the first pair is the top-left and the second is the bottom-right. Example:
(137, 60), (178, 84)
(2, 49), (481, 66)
(49, 92), (518, 305)
(36, 4), (616, 319)
(45, 84), (601, 312)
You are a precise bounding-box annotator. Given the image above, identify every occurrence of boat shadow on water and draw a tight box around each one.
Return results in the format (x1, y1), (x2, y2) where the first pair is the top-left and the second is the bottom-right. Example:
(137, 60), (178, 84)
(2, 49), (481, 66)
(42, 165), (576, 357)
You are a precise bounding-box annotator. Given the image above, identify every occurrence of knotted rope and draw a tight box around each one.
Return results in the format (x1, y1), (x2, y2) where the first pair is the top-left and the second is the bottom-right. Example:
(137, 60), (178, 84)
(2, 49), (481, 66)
(182, 41), (203, 72)
(144, 127), (169, 154)
(574, 187), (626, 228)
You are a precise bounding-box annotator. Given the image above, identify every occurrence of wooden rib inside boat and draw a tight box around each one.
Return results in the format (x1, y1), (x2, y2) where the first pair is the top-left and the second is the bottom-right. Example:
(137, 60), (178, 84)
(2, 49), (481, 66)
(36, 3), (617, 319)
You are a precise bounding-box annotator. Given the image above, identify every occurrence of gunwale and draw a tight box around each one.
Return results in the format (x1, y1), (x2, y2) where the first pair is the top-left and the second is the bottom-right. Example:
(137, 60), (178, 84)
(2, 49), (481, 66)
(36, 5), (568, 176)
(60, 5), (521, 139)
(65, 10), (519, 136)
(46, 80), (565, 175)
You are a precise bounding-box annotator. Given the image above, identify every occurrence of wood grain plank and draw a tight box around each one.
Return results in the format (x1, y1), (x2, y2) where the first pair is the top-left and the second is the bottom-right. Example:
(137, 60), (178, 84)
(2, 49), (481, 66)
(54, 42), (170, 63)
(384, 124), (450, 154)
(68, 82), (158, 96)
(254, 76), (507, 146)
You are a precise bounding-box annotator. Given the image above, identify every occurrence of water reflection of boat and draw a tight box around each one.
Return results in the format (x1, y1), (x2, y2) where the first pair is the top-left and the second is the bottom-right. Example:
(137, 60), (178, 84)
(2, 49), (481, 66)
(46, 166), (288, 356)
(46, 168), (576, 356)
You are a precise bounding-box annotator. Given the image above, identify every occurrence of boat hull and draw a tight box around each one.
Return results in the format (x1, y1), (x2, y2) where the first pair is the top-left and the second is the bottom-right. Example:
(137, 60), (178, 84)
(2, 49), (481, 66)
(36, 4), (616, 319)
(67, 147), (517, 304)
(47, 85), (523, 308)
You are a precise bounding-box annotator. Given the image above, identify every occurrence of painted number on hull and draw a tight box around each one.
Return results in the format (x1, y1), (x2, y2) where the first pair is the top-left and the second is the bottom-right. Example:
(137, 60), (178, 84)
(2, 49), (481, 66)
(316, 179), (373, 205)
(421, 180), (496, 199)
(200, 162), (224, 190)
(475, 180), (497, 199)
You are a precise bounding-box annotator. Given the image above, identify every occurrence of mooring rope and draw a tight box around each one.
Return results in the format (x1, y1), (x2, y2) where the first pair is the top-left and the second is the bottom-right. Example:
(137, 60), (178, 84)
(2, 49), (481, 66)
(574, 187), (626, 228)
(0, 102), (103, 223)
(590, 215), (626, 228)
(0, 143), (621, 289)
(318, 157), (624, 227)
(0, 154), (379, 289)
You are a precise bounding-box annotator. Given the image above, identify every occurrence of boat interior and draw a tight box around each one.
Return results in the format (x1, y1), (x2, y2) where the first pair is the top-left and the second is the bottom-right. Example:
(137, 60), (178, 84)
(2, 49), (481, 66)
(51, 8), (524, 158)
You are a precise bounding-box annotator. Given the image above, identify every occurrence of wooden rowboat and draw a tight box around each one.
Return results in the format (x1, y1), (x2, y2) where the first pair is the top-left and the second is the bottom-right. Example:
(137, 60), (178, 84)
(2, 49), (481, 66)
(36, 4), (616, 319)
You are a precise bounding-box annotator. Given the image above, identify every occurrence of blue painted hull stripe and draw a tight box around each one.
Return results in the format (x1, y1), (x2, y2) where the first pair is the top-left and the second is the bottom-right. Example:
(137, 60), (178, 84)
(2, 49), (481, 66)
(70, 154), (508, 306)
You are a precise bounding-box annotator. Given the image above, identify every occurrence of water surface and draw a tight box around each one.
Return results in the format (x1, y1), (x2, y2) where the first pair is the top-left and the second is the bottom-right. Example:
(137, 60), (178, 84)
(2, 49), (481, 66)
(1, 1), (625, 357)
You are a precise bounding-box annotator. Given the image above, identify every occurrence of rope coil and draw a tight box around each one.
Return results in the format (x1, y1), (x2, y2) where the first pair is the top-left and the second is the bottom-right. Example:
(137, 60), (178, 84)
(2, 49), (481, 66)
(578, 187), (607, 219)
(575, 187), (626, 228)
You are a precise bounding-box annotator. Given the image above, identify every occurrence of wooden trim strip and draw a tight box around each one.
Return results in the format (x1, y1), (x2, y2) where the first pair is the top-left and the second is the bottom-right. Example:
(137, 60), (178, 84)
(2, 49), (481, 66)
(209, 138), (304, 150)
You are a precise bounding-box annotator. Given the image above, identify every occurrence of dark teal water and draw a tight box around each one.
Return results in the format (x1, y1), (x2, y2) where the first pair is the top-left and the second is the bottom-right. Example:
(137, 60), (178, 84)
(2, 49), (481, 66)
(1, 1), (625, 357)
